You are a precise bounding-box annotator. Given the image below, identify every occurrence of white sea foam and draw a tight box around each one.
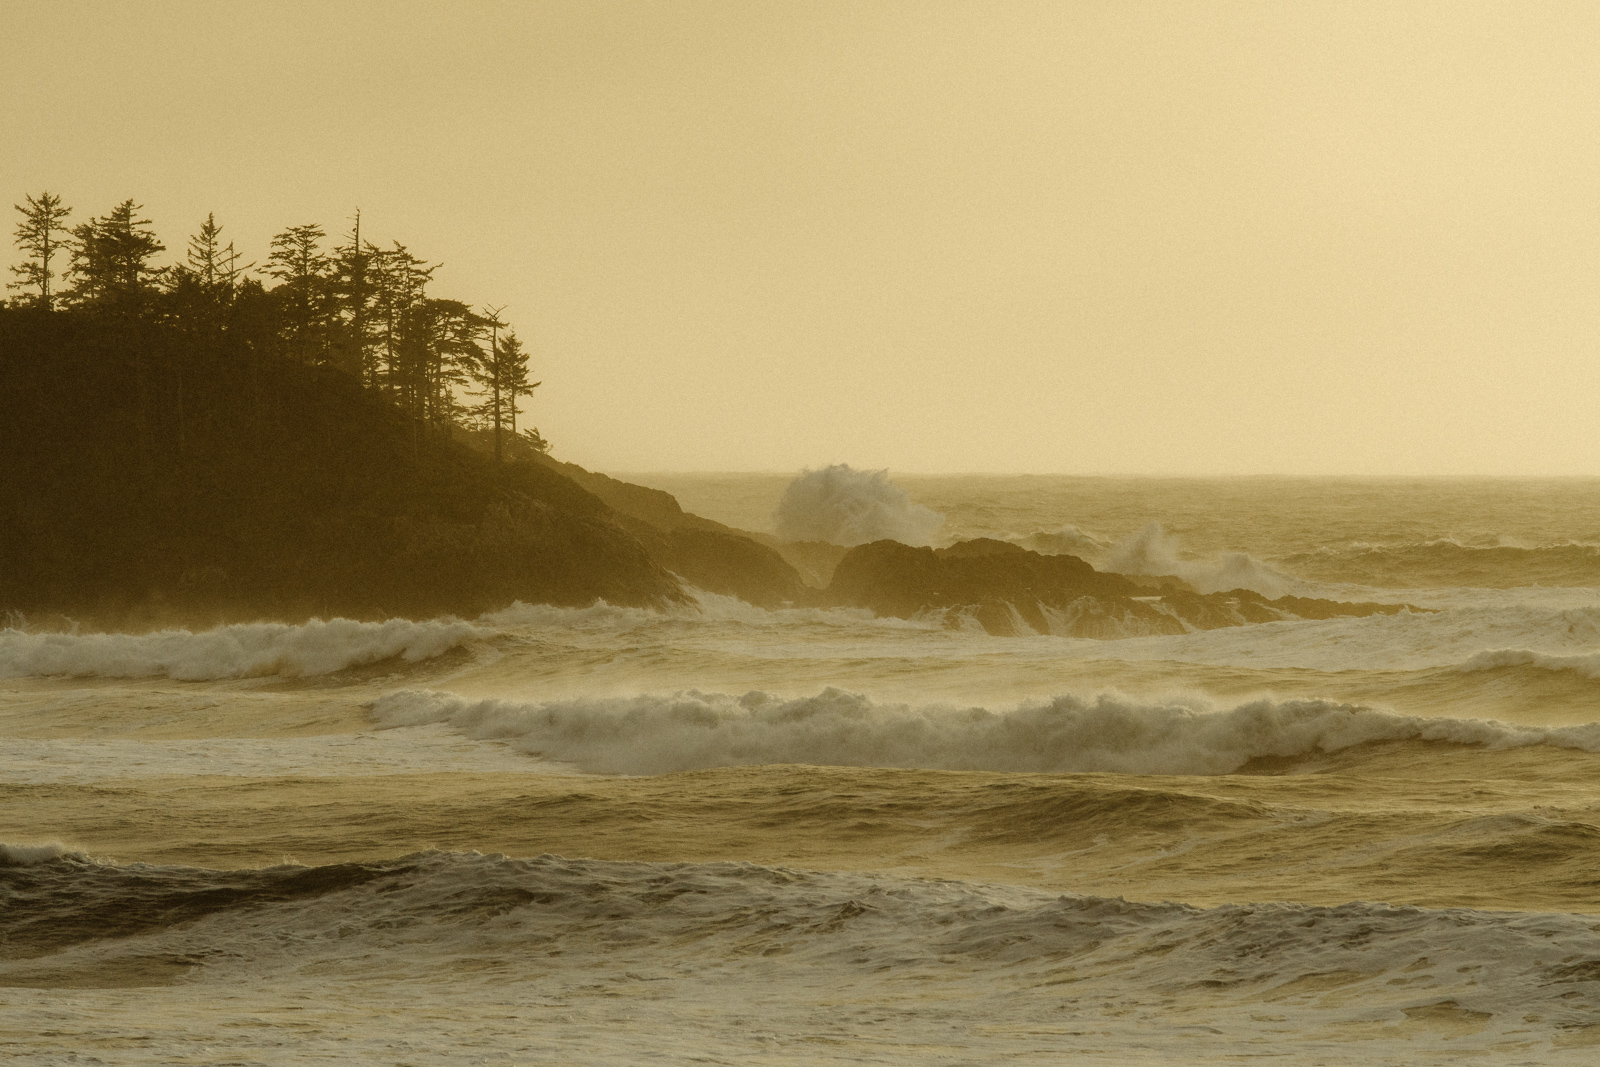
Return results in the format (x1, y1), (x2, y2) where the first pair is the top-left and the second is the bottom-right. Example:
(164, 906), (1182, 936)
(370, 686), (1600, 776)
(1105, 521), (1295, 597)
(774, 464), (945, 547)
(0, 617), (487, 680)
(0, 841), (94, 866)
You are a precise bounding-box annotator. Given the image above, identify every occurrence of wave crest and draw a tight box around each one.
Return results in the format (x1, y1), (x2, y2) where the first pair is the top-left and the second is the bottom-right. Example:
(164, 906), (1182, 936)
(0, 841), (95, 867)
(369, 687), (1600, 776)
(0, 617), (487, 680)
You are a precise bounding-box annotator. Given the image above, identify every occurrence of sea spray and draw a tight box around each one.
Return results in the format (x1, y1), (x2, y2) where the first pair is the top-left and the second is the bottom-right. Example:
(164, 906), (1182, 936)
(1105, 521), (1294, 597)
(774, 465), (945, 547)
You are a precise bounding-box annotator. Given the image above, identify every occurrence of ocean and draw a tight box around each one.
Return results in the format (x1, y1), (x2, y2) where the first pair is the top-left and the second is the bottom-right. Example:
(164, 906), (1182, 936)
(4, 474), (1600, 1065)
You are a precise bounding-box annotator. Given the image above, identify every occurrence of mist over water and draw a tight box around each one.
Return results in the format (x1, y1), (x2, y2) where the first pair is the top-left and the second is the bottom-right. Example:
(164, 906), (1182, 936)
(8, 475), (1600, 1065)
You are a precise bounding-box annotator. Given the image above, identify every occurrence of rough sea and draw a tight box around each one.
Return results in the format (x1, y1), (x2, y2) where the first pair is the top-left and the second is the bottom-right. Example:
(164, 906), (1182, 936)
(5, 474), (1600, 1065)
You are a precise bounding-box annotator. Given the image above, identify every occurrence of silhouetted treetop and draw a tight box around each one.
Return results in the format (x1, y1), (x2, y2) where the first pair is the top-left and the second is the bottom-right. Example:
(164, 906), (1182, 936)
(5, 193), (548, 456)
(8, 192), (71, 310)
(66, 199), (166, 311)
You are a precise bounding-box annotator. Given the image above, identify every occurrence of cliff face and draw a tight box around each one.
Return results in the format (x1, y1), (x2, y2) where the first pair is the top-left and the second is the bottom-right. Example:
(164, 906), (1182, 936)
(0, 309), (684, 627)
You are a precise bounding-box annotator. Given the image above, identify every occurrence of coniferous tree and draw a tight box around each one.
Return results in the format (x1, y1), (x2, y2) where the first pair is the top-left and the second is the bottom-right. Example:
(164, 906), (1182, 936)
(331, 212), (378, 385)
(265, 223), (336, 364)
(468, 318), (541, 462)
(397, 297), (481, 435)
(65, 200), (166, 312)
(498, 330), (542, 448)
(186, 213), (230, 288)
(8, 192), (72, 309)
(165, 213), (253, 337)
(369, 241), (435, 396)
(472, 306), (510, 462)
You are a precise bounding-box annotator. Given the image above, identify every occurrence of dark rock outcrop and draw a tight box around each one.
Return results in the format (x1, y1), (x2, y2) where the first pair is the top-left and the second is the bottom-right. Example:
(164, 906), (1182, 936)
(767, 540), (851, 589)
(828, 538), (1144, 618)
(825, 537), (1421, 637)
(534, 454), (813, 608)
(655, 528), (810, 608)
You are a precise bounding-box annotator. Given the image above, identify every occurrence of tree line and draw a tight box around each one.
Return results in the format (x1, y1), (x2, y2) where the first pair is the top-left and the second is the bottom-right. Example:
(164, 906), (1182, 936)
(7, 192), (544, 461)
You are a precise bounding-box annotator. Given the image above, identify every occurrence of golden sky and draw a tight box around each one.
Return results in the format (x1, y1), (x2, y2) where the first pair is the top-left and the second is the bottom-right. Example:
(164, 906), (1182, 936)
(4, 1), (1598, 474)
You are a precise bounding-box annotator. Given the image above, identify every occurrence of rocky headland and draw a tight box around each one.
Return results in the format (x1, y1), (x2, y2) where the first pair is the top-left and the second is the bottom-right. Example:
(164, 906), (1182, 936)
(1, 306), (1414, 636)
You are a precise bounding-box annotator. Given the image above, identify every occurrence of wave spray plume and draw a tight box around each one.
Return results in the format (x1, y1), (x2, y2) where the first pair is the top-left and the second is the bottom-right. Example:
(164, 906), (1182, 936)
(774, 465), (945, 547)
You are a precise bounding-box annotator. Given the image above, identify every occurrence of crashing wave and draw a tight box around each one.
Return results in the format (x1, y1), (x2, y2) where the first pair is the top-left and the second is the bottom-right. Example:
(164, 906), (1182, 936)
(774, 465), (945, 547)
(0, 841), (95, 867)
(370, 686), (1600, 776)
(1104, 522), (1294, 598)
(0, 617), (487, 680)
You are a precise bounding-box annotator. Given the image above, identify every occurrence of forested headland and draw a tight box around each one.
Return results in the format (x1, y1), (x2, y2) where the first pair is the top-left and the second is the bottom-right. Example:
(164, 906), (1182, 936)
(0, 193), (700, 626)
(1, 192), (1408, 636)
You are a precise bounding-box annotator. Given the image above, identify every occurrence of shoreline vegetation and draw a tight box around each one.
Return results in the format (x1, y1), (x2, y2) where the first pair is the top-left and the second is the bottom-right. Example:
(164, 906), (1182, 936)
(3, 192), (1406, 635)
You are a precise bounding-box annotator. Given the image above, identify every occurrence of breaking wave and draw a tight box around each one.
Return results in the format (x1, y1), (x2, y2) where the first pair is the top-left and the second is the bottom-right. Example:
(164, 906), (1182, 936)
(0, 617), (487, 680)
(774, 464), (945, 547)
(0, 841), (93, 867)
(370, 687), (1600, 776)
(1105, 521), (1295, 597)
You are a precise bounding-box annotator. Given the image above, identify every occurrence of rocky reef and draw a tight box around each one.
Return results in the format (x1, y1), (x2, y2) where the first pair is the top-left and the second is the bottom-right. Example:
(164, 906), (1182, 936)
(823, 537), (1416, 637)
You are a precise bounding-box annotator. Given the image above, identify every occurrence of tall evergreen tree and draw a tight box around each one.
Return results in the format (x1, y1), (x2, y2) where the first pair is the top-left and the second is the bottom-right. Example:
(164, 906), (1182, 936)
(498, 329), (542, 448)
(369, 241), (436, 395)
(396, 297), (481, 434)
(186, 213), (227, 287)
(8, 192), (72, 309)
(165, 213), (253, 337)
(265, 223), (336, 364)
(65, 199), (166, 312)
(332, 211), (377, 384)
(472, 306), (510, 463)
(468, 316), (541, 462)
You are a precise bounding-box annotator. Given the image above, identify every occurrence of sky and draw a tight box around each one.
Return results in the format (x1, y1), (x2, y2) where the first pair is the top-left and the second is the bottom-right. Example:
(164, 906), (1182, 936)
(4, 0), (1599, 474)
